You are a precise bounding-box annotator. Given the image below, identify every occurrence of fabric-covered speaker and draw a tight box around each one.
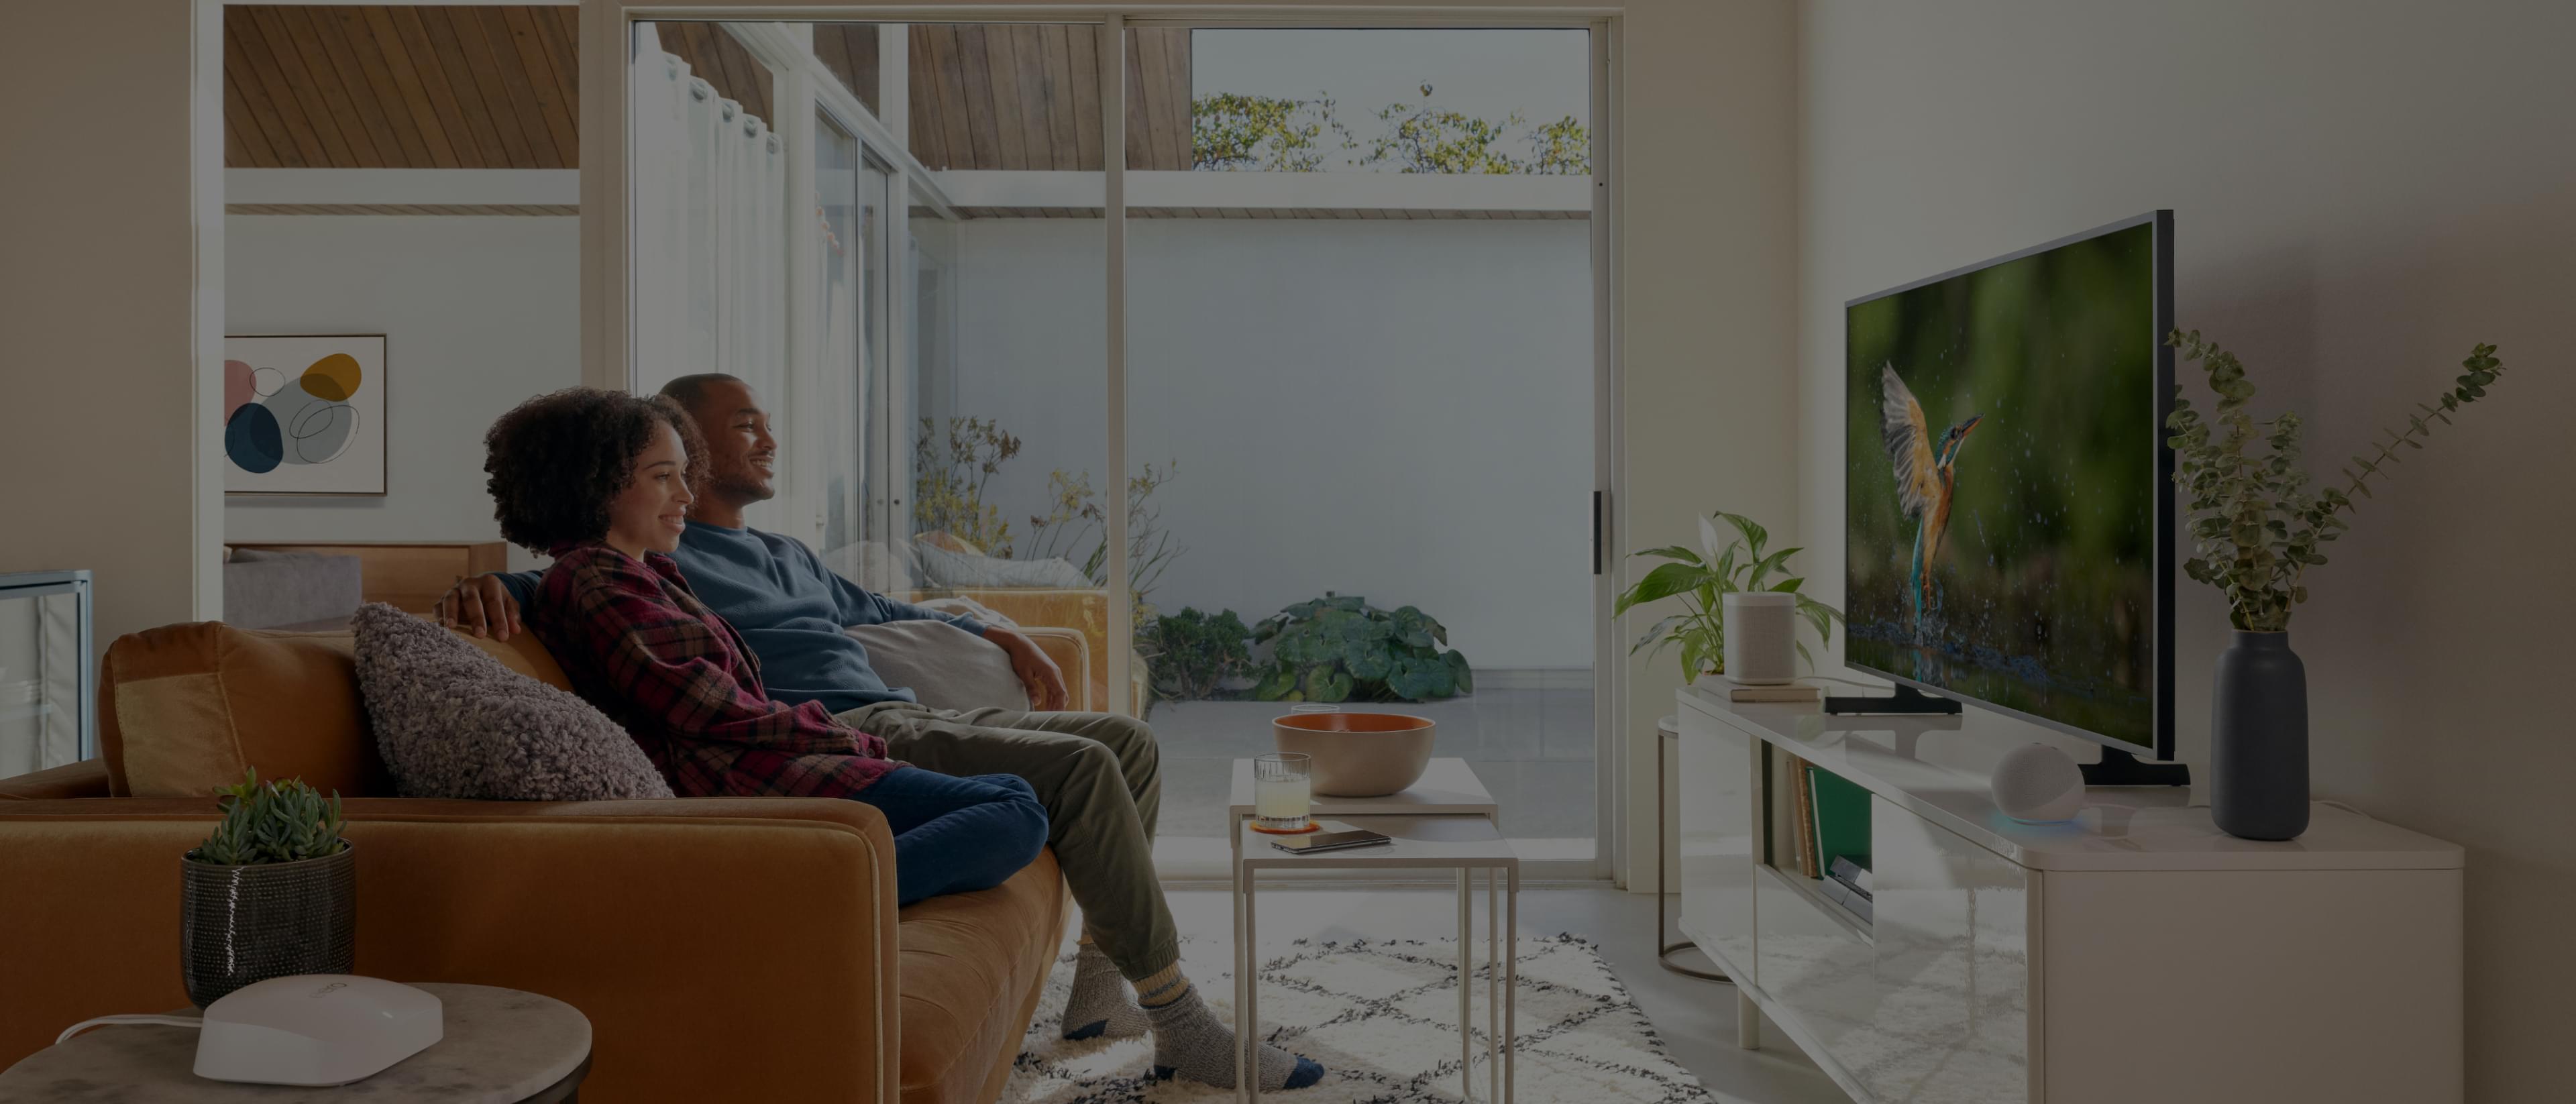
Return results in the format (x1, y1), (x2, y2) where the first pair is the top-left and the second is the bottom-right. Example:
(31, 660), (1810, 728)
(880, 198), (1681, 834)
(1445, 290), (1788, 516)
(1721, 591), (1796, 685)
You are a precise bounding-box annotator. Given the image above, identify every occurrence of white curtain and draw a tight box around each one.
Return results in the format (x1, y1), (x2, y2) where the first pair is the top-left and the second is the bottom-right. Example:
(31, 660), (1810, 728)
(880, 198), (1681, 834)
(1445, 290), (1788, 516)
(629, 25), (787, 408)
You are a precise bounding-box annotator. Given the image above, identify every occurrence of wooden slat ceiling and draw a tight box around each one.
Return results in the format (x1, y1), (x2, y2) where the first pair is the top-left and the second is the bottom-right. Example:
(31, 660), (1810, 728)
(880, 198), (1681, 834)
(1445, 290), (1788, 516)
(965, 207), (1586, 221)
(225, 14), (1189, 174)
(903, 25), (1188, 172)
(813, 23), (882, 117)
(226, 5), (578, 169)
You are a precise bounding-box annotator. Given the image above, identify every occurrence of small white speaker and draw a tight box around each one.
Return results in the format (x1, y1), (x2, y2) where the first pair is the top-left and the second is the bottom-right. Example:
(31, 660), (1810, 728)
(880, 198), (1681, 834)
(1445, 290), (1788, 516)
(1990, 742), (2086, 823)
(1722, 592), (1796, 685)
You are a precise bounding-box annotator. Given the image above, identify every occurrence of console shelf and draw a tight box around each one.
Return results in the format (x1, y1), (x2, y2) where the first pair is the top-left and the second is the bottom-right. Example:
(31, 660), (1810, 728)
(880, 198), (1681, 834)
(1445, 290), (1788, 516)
(1674, 685), (2463, 1104)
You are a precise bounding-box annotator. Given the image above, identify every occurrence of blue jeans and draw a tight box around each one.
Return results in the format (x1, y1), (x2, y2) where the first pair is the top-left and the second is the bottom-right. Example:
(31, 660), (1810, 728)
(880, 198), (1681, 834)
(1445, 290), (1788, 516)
(856, 767), (1049, 906)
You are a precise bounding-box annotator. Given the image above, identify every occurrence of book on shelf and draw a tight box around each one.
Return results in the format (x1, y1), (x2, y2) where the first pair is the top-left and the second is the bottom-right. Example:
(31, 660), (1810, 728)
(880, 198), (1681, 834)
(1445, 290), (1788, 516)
(1808, 766), (1872, 877)
(1828, 855), (1874, 901)
(1729, 681), (1824, 703)
(1787, 755), (1819, 877)
(1816, 874), (1875, 924)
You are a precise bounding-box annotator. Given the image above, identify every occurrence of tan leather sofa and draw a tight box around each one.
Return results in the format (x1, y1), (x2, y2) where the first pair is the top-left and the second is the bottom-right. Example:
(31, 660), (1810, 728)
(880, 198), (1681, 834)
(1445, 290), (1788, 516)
(0, 622), (1066, 1103)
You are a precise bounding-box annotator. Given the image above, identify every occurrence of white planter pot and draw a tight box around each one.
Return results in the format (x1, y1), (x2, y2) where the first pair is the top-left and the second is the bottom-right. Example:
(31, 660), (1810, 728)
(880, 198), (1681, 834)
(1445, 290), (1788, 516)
(1721, 591), (1796, 685)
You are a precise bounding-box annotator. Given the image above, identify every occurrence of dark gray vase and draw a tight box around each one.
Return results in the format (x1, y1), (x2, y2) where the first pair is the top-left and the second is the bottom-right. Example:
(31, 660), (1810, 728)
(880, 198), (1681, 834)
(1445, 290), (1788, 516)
(180, 843), (357, 1007)
(2211, 631), (2308, 840)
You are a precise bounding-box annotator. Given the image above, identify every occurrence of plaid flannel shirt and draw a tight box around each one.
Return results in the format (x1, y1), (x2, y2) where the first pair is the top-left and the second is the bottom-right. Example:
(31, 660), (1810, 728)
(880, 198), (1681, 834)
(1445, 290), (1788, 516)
(531, 543), (901, 797)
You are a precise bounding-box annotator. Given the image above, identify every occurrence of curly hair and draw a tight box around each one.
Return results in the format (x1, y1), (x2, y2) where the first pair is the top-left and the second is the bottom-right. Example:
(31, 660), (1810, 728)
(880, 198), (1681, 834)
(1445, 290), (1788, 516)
(484, 388), (708, 554)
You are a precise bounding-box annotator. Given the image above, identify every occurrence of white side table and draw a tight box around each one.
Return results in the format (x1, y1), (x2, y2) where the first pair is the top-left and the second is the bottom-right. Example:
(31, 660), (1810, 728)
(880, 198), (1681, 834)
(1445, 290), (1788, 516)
(1226, 759), (1515, 1104)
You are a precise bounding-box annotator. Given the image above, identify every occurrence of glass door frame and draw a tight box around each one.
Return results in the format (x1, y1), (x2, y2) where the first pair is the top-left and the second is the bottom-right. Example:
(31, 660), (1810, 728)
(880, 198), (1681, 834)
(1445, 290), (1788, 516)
(582, 5), (1625, 882)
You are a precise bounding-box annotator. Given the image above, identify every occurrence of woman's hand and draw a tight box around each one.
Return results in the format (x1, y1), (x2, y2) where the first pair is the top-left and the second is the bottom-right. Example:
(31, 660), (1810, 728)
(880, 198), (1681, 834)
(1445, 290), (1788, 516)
(434, 574), (522, 639)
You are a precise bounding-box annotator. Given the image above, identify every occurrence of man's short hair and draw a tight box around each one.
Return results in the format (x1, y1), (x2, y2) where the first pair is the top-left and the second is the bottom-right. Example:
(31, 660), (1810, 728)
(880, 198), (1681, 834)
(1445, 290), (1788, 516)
(659, 373), (745, 417)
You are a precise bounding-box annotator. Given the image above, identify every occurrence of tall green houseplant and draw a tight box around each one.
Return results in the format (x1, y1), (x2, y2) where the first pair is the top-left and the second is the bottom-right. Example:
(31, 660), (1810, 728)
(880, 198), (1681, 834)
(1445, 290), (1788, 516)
(1616, 511), (1842, 681)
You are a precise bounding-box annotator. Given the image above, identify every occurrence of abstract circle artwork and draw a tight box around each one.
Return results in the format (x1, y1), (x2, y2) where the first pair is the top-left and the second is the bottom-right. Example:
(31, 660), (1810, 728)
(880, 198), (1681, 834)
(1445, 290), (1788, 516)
(223, 335), (387, 495)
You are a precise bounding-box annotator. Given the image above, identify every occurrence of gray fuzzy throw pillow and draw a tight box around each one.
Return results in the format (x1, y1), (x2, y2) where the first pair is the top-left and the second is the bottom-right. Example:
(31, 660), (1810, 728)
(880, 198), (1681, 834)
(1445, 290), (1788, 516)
(352, 604), (674, 800)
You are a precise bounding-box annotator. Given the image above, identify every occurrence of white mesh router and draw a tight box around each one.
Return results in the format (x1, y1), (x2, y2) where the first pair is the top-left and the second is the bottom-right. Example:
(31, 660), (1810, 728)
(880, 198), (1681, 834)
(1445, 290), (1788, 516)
(195, 975), (443, 1086)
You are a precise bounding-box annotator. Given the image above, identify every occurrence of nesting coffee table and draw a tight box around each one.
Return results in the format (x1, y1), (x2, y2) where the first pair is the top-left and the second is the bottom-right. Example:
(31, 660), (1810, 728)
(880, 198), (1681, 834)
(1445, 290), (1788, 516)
(1226, 758), (1519, 1103)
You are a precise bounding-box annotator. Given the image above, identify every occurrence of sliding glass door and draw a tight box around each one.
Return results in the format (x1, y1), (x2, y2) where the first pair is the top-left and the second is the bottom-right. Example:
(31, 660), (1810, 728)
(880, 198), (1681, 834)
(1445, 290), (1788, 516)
(1121, 27), (1600, 865)
(624, 15), (1611, 876)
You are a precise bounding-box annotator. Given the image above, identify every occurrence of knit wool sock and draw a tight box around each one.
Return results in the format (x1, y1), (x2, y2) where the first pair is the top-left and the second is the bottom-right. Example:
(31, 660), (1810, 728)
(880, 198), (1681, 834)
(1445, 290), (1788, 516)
(1061, 943), (1150, 1041)
(1144, 984), (1326, 1091)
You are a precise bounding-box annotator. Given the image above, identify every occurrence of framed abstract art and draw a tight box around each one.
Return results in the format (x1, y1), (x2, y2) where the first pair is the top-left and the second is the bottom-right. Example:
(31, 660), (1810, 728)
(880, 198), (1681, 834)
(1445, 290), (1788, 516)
(223, 334), (387, 496)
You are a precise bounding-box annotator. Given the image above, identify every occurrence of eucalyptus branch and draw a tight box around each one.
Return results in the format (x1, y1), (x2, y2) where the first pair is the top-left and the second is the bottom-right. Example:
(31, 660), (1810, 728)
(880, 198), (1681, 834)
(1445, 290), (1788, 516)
(2165, 330), (2506, 632)
(2337, 342), (2504, 504)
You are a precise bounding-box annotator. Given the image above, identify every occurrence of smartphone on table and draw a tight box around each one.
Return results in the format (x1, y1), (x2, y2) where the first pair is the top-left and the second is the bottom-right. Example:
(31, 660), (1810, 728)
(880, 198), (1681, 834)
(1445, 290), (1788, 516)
(1272, 828), (1393, 854)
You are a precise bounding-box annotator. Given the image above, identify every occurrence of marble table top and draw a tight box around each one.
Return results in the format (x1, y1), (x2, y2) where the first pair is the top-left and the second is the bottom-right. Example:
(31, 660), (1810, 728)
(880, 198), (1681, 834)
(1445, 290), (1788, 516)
(0, 983), (590, 1103)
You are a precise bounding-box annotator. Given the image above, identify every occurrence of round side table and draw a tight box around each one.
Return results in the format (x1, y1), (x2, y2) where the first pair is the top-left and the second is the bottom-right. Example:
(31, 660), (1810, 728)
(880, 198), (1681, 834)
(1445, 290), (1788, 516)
(1656, 715), (1731, 983)
(0, 983), (590, 1103)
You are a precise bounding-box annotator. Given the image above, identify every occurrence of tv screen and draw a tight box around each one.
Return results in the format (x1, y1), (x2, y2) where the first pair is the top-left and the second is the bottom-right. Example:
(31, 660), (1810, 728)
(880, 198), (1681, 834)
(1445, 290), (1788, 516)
(1843, 212), (2173, 755)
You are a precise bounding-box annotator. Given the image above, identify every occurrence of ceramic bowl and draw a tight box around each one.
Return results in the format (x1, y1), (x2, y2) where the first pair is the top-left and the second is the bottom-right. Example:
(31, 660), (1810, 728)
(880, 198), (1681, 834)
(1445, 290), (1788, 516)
(1272, 710), (1437, 797)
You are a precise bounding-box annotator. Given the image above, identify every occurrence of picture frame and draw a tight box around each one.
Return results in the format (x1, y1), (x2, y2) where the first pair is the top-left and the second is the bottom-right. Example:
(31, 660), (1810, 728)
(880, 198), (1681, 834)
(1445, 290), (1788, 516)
(223, 334), (388, 496)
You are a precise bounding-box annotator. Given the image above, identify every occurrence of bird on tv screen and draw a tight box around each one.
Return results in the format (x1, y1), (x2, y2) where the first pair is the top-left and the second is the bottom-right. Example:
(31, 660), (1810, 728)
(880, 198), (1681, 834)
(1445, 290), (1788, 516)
(1844, 221), (2159, 748)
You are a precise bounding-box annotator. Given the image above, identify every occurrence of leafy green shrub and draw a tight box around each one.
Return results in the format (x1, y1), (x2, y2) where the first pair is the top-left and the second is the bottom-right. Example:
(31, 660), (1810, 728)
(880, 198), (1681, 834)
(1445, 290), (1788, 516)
(1144, 607), (1255, 702)
(1250, 594), (1472, 704)
(189, 769), (347, 866)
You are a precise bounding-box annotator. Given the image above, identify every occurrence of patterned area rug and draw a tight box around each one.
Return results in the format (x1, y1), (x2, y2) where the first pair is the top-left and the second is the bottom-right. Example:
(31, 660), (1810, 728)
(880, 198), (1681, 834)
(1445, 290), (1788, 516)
(1002, 935), (1715, 1103)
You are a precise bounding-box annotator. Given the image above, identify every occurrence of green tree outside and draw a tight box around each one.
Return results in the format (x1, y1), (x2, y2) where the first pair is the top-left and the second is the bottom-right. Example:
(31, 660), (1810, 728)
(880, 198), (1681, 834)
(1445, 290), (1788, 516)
(1191, 84), (1589, 174)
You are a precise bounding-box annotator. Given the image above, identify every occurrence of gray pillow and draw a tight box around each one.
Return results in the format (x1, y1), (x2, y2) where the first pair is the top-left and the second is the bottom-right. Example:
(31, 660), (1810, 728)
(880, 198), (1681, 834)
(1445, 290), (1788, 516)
(352, 604), (674, 800)
(849, 620), (1031, 713)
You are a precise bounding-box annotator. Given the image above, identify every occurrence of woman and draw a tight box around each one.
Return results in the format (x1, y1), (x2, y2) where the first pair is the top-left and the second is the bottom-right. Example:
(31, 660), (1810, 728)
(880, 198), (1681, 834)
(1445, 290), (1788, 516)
(482, 387), (1046, 906)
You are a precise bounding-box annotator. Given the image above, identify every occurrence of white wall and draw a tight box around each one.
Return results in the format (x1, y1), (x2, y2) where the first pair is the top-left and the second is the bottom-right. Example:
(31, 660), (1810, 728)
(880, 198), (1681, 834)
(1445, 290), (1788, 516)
(0, 0), (206, 653)
(951, 217), (1595, 670)
(1798, 3), (2576, 1097)
(224, 215), (580, 568)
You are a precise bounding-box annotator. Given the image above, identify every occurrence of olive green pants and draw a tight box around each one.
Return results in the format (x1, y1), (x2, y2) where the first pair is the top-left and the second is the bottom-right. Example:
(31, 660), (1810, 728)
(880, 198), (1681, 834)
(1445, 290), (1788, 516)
(839, 702), (1176, 983)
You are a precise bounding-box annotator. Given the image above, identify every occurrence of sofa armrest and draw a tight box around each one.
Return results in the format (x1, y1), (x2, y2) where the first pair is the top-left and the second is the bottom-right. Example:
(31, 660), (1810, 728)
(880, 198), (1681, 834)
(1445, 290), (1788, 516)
(0, 759), (110, 801)
(0, 797), (899, 1103)
(1015, 626), (1094, 712)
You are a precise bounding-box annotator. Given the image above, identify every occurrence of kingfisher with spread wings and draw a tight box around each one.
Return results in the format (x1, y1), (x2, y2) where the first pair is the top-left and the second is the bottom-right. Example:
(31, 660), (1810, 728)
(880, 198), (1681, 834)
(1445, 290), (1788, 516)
(1880, 363), (1984, 626)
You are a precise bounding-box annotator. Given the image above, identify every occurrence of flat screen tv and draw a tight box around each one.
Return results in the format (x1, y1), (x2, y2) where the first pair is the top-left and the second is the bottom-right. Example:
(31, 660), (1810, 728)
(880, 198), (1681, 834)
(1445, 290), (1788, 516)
(1843, 211), (2175, 760)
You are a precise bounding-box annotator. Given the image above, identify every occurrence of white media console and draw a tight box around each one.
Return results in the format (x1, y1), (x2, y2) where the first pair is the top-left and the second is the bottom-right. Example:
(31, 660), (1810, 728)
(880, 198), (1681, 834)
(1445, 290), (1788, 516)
(1676, 684), (2463, 1103)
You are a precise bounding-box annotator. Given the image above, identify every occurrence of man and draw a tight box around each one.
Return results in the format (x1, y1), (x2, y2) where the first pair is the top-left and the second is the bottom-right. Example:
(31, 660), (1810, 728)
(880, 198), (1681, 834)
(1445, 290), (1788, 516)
(440, 374), (1320, 1091)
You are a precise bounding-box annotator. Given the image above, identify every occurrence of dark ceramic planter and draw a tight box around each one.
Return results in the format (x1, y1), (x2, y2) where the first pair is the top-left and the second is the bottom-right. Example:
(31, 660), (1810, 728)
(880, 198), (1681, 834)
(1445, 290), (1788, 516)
(2211, 632), (2308, 840)
(180, 842), (356, 1007)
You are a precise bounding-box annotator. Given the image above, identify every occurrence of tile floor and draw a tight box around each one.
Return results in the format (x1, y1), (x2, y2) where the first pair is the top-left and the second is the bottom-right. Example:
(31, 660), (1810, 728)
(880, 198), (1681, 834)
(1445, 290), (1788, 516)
(1157, 884), (1849, 1104)
(1148, 684), (1599, 842)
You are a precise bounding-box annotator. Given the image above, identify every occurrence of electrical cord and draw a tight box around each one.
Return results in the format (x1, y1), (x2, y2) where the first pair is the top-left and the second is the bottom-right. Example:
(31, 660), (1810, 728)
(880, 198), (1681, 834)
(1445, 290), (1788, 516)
(56, 1014), (204, 1045)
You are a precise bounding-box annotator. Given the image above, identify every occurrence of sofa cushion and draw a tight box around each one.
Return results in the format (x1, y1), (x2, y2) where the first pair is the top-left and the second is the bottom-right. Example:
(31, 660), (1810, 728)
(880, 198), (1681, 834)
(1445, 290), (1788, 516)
(849, 620), (1030, 713)
(896, 848), (1067, 1104)
(100, 621), (580, 799)
(101, 622), (385, 798)
(910, 539), (1093, 591)
(353, 604), (674, 801)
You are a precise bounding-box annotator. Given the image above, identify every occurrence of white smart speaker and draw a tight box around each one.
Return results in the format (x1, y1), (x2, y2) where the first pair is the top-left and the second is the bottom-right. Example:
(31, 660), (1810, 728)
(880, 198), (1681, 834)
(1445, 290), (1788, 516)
(1721, 591), (1796, 685)
(1990, 742), (2086, 823)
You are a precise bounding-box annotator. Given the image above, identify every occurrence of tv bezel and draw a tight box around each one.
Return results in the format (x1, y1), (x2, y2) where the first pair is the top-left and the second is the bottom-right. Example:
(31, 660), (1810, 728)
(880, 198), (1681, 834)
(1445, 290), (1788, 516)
(1840, 210), (2177, 762)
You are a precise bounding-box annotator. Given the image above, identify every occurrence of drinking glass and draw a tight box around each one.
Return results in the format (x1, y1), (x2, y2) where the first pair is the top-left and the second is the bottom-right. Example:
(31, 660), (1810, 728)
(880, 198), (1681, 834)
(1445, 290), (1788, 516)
(1250, 753), (1314, 834)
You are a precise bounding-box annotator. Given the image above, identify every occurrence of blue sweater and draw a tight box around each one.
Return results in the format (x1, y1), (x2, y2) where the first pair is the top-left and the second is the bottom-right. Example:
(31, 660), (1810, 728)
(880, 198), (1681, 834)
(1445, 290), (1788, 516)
(500, 522), (985, 711)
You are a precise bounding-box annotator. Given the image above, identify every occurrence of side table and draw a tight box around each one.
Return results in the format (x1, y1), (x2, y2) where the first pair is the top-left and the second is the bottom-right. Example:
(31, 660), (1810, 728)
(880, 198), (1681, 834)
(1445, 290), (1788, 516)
(0, 983), (590, 1103)
(1226, 757), (1515, 1104)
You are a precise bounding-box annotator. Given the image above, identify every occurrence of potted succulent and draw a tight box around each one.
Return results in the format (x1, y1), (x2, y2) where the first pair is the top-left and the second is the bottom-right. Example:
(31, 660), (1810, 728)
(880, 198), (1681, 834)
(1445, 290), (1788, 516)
(1617, 510), (1844, 682)
(181, 769), (355, 1007)
(2165, 331), (2508, 840)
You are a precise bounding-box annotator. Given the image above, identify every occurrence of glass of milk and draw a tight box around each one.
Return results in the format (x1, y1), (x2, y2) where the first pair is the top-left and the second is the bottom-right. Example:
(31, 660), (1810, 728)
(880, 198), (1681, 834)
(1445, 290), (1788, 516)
(1252, 753), (1314, 834)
